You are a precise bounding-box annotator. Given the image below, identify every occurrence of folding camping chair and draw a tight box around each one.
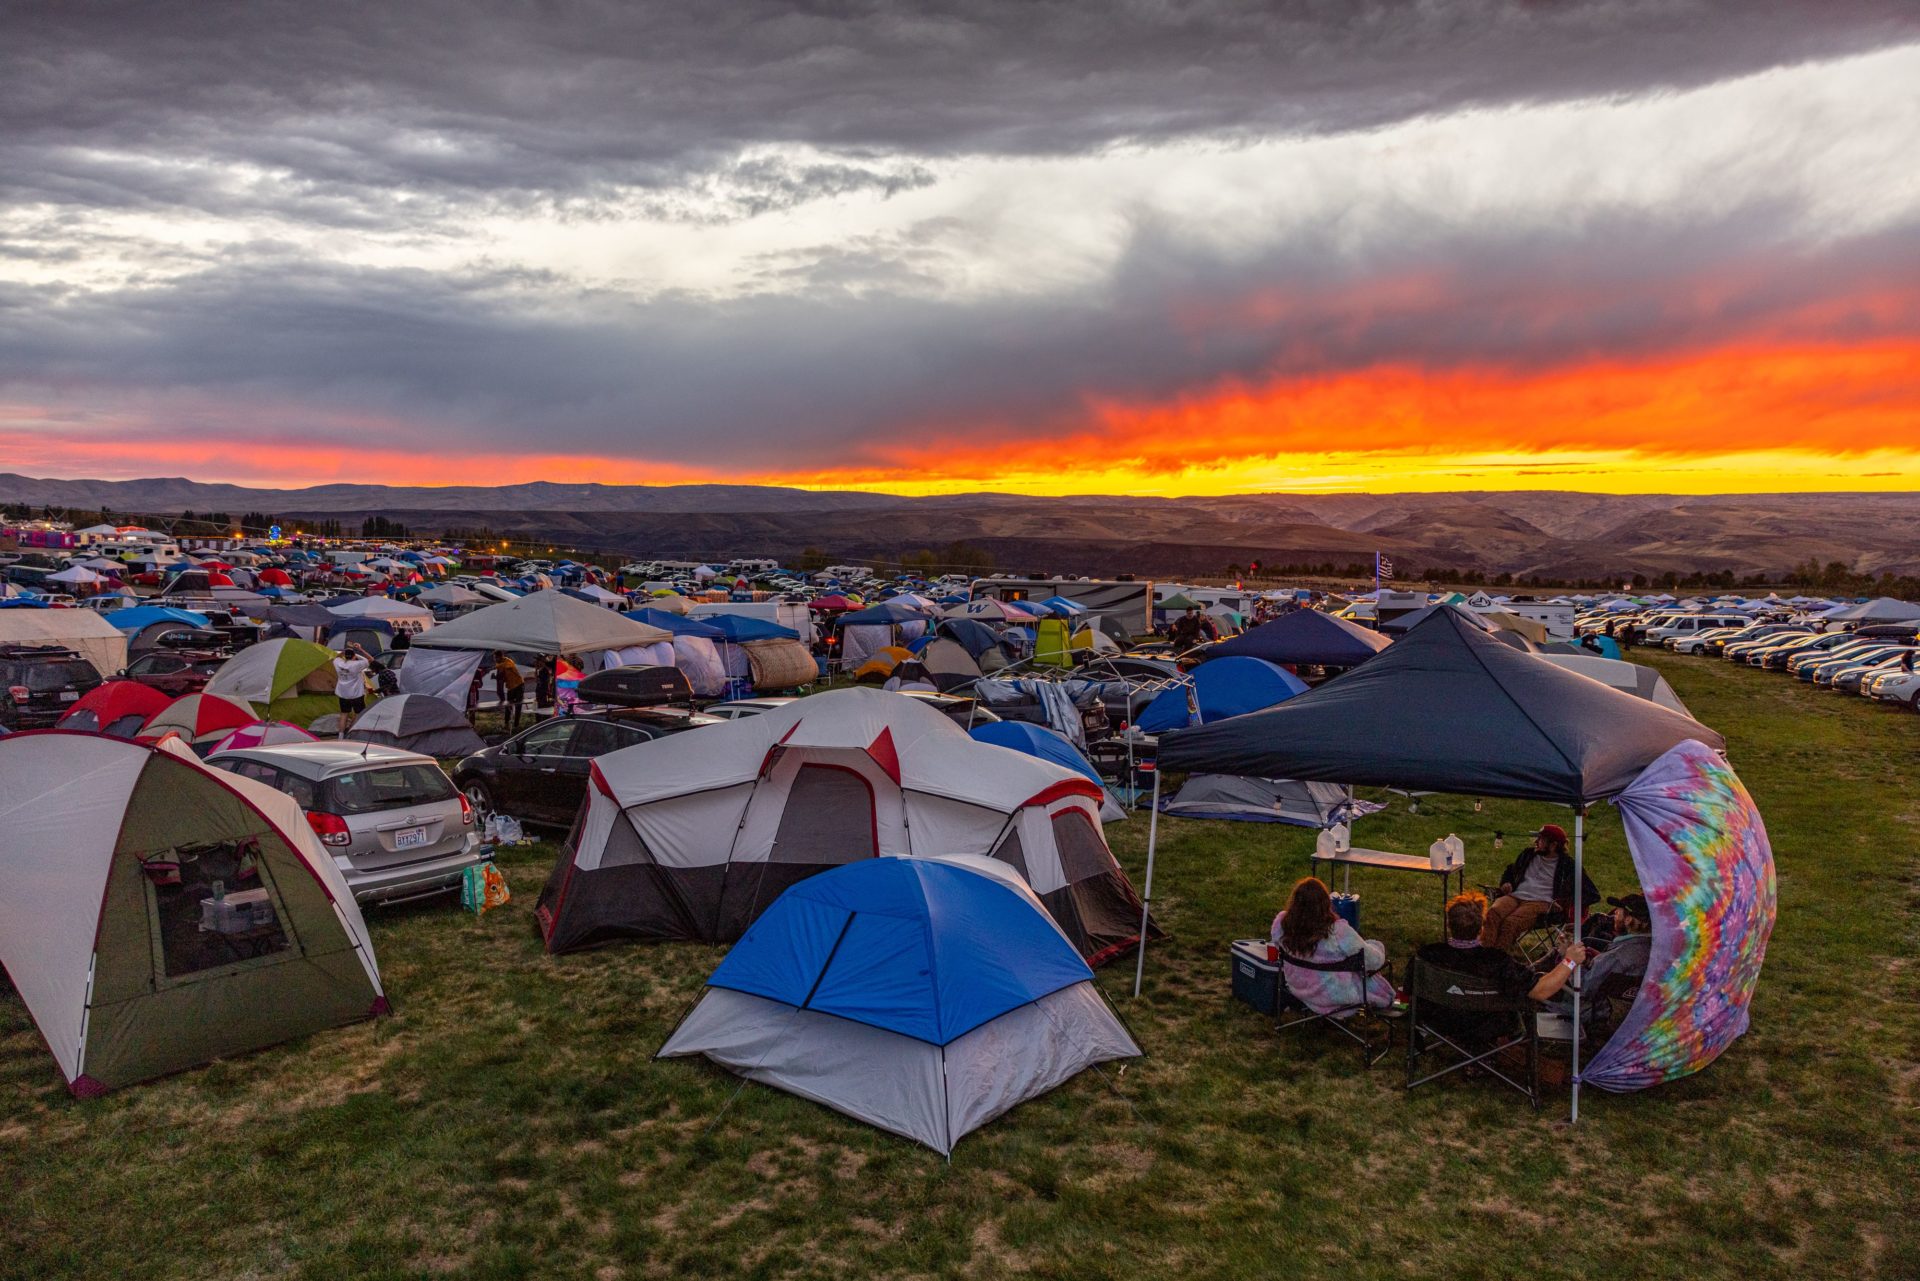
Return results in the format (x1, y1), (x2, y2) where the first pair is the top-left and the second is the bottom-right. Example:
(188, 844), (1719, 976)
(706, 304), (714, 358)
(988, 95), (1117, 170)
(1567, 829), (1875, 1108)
(1274, 950), (1396, 1069)
(1404, 956), (1543, 1110)
(1477, 883), (1571, 968)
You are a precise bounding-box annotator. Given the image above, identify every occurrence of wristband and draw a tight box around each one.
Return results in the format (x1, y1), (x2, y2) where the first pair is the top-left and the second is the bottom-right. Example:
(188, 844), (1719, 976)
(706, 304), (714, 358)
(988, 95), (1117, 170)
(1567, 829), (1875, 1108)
(1562, 958), (1576, 972)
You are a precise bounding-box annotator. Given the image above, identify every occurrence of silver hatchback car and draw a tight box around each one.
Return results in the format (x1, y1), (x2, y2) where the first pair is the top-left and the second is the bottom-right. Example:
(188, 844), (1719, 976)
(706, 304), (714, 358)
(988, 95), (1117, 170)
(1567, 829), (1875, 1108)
(210, 740), (484, 905)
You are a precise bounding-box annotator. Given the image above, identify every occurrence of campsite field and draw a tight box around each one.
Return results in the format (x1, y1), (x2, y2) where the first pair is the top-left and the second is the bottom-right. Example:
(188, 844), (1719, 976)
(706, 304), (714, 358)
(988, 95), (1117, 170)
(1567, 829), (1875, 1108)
(2, 651), (1915, 1281)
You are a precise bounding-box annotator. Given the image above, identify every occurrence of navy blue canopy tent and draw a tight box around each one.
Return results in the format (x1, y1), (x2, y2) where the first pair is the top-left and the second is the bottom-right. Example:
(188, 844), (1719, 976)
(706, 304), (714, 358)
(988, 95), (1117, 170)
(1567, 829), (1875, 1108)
(1203, 609), (1390, 668)
(1141, 607), (1726, 1118)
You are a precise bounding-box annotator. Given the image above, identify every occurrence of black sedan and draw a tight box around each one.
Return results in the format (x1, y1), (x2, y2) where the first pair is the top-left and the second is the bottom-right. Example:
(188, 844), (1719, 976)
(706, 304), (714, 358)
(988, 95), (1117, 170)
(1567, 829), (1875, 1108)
(452, 708), (722, 827)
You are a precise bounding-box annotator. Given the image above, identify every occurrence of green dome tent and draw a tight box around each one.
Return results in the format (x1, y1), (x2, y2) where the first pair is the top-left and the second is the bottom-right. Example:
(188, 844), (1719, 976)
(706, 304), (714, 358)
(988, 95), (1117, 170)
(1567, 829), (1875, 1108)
(203, 638), (340, 726)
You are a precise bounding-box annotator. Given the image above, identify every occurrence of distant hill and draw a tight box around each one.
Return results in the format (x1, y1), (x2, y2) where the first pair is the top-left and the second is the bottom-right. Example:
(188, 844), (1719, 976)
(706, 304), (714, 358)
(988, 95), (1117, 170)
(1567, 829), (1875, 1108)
(4, 473), (1916, 580)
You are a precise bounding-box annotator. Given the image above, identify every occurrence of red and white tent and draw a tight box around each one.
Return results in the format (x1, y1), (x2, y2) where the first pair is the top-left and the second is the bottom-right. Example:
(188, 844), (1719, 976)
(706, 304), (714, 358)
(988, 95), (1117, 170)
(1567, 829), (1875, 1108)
(537, 687), (1154, 962)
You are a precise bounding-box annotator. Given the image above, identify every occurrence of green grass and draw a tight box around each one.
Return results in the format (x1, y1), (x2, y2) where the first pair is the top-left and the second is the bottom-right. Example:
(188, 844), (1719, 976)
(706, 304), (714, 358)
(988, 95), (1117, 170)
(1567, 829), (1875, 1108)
(3, 652), (1916, 1280)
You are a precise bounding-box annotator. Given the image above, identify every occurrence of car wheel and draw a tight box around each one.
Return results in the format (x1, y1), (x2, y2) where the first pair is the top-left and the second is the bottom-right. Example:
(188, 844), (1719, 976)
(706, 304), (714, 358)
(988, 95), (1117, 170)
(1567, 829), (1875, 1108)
(1910, 691), (1920, 714)
(462, 779), (496, 816)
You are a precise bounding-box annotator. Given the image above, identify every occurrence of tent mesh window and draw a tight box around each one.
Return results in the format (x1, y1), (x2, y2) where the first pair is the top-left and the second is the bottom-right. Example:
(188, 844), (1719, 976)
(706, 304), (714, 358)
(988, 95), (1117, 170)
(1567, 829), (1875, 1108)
(770, 765), (877, 864)
(991, 827), (1032, 883)
(141, 839), (291, 979)
(1049, 810), (1114, 882)
(599, 812), (658, 869)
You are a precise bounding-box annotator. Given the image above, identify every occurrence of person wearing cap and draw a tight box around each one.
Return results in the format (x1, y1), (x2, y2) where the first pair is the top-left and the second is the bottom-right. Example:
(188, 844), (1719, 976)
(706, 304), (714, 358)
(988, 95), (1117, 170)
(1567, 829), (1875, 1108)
(331, 641), (374, 737)
(1547, 893), (1653, 1018)
(1480, 823), (1601, 951)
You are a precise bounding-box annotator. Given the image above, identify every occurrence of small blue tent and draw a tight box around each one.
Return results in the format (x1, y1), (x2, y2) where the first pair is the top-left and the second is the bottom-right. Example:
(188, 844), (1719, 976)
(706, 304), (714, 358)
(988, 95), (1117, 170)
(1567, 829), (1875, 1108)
(660, 857), (1139, 1154)
(968, 721), (1102, 786)
(102, 605), (211, 633)
(1136, 656), (1309, 733)
(631, 608), (724, 638)
(697, 613), (800, 642)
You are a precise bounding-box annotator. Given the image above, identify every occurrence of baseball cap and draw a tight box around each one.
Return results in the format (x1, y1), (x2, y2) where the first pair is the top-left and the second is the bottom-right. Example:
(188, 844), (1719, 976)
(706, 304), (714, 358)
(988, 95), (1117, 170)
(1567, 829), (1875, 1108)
(1535, 823), (1568, 844)
(1606, 892), (1651, 920)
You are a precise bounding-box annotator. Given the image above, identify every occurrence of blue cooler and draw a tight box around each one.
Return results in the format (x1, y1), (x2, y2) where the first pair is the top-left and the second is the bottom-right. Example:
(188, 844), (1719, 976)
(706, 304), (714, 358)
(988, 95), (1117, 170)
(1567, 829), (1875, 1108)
(1230, 939), (1281, 1015)
(1332, 892), (1361, 933)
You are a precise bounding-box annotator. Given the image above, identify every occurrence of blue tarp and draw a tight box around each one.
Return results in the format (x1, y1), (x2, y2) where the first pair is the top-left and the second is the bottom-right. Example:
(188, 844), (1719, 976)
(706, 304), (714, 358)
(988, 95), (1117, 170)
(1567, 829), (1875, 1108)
(706, 858), (1093, 1046)
(1205, 609), (1390, 668)
(697, 613), (800, 642)
(1137, 656), (1309, 733)
(968, 721), (1104, 786)
(631, 607), (724, 638)
(102, 605), (211, 633)
(1037, 595), (1087, 616)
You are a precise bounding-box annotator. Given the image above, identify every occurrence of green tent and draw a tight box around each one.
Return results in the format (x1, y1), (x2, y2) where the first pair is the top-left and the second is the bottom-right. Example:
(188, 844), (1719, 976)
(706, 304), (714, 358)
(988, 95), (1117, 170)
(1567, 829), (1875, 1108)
(203, 638), (341, 725)
(1034, 617), (1074, 668)
(1159, 593), (1204, 612)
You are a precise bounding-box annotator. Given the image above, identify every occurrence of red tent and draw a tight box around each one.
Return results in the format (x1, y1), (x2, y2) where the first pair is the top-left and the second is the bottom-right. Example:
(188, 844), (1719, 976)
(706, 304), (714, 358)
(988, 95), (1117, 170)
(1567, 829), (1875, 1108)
(258, 567), (295, 587)
(57, 681), (172, 737)
(207, 571), (235, 587)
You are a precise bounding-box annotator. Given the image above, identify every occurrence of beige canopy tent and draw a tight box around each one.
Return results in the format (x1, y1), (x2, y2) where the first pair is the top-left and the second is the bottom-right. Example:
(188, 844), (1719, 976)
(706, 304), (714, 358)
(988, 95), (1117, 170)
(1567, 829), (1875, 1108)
(0, 606), (128, 678)
(408, 588), (670, 655)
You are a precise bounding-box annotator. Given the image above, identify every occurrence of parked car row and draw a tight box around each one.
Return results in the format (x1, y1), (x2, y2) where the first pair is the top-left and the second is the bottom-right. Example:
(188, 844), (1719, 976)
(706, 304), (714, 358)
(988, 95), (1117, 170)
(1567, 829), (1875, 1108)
(1578, 609), (1920, 712)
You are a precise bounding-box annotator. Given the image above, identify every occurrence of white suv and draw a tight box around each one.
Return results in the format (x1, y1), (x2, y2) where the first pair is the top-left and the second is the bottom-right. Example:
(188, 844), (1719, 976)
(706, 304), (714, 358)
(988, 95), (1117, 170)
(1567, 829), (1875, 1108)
(1646, 614), (1751, 647)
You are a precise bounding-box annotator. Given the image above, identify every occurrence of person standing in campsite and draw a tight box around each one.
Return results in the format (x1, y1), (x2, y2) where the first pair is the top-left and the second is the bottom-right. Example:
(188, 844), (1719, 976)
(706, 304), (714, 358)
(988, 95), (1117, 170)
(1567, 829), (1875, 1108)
(1480, 823), (1601, 950)
(1170, 605), (1217, 650)
(332, 642), (374, 738)
(534, 654), (556, 713)
(494, 651), (526, 734)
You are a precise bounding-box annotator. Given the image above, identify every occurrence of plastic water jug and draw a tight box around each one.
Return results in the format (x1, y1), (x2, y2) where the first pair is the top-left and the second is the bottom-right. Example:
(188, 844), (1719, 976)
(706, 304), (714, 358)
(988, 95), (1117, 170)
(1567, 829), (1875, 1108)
(1429, 834), (1464, 871)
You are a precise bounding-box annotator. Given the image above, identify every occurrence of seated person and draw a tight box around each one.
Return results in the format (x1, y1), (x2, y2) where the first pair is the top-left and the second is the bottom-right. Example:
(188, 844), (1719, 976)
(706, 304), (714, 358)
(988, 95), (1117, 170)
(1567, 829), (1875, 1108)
(1271, 877), (1396, 1016)
(1480, 823), (1601, 950)
(1417, 892), (1588, 1042)
(1547, 893), (1653, 1018)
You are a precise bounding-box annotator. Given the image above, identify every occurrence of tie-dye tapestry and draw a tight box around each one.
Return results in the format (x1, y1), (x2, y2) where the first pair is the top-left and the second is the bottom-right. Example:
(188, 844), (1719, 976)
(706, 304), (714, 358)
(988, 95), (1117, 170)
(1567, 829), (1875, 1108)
(1584, 738), (1776, 1092)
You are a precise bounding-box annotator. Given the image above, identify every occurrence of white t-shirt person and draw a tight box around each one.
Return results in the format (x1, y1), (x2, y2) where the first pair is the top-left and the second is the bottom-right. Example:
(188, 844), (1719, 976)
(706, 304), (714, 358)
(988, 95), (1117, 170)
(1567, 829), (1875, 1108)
(334, 653), (372, 700)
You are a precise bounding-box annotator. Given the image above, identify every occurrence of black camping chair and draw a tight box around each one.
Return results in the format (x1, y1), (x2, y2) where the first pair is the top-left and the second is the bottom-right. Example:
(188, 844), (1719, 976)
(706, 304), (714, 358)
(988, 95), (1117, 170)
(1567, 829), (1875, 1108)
(1404, 955), (1543, 1110)
(1274, 949), (1396, 1069)
(1477, 882), (1570, 967)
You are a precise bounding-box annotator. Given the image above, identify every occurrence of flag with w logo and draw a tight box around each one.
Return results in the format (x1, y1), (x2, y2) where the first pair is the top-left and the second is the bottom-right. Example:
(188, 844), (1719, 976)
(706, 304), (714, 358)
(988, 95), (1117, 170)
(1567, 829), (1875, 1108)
(1375, 552), (1395, 582)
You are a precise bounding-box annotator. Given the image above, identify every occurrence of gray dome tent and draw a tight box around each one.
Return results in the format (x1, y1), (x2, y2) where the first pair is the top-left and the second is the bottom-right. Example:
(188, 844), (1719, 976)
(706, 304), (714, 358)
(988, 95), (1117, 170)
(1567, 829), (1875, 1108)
(344, 694), (486, 757)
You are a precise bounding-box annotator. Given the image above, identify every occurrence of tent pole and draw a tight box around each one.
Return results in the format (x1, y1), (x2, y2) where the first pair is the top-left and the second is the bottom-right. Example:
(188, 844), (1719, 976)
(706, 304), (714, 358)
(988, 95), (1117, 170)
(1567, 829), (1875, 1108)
(1571, 807), (1586, 1125)
(1131, 768), (1162, 998)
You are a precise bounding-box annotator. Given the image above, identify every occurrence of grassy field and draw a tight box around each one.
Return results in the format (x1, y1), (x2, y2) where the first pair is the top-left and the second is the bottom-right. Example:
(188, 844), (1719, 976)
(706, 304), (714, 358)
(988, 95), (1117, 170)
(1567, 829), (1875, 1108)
(2, 652), (1916, 1280)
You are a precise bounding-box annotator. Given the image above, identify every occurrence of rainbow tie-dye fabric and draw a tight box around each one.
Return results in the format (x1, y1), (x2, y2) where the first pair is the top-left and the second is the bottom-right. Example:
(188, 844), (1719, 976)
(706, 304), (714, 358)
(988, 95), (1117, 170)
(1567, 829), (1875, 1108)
(1583, 738), (1776, 1092)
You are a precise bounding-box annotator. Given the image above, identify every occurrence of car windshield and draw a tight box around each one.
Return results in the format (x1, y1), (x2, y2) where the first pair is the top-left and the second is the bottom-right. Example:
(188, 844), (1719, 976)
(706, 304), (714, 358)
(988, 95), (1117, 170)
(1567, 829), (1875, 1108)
(21, 661), (95, 692)
(324, 763), (456, 815)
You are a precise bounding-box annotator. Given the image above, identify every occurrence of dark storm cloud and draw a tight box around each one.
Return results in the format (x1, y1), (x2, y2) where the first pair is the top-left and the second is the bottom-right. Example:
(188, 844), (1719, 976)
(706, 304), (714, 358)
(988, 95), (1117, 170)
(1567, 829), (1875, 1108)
(5, 202), (1917, 470)
(2, 0), (1913, 222)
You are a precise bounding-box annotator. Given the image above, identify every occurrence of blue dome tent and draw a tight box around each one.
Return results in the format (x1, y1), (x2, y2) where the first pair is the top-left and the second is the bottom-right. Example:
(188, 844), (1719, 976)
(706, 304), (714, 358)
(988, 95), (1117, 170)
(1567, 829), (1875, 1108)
(1136, 657), (1308, 733)
(659, 856), (1139, 1154)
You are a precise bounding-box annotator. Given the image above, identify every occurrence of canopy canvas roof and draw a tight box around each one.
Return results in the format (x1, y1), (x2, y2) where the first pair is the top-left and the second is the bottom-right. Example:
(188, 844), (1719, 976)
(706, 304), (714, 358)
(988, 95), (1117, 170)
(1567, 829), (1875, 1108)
(1157, 606), (1723, 806)
(412, 589), (670, 654)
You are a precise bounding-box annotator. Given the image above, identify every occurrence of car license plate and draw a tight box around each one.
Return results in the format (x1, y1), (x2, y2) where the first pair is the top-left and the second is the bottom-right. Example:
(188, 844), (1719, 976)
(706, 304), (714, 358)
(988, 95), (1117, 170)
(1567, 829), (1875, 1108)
(393, 826), (429, 850)
(59, 691), (79, 701)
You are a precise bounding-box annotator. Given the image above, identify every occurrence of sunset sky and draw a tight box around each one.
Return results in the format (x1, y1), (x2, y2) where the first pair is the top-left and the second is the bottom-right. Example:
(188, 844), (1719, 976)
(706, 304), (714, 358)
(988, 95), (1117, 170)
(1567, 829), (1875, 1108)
(3, 2), (1918, 496)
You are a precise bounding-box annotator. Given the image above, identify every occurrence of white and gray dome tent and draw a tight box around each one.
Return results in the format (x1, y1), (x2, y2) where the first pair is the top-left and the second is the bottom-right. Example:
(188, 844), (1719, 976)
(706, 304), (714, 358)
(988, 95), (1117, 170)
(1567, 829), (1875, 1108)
(345, 693), (487, 757)
(538, 687), (1155, 963)
(1158, 775), (1382, 828)
(660, 855), (1139, 1155)
(0, 732), (385, 1094)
